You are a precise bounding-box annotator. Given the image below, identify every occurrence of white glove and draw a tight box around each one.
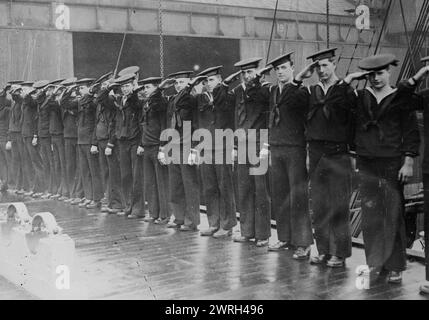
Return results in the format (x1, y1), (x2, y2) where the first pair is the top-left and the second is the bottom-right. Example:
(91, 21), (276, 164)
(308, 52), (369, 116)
(259, 145), (270, 160)
(90, 145), (99, 155)
(137, 146), (144, 156)
(5, 141), (12, 151)
(157, 150), (167, 165)
(187, 149), (200, 166)
(231, 149), (237, 162)
(105, 147), (112, 156)
(32, 137), (38, 146)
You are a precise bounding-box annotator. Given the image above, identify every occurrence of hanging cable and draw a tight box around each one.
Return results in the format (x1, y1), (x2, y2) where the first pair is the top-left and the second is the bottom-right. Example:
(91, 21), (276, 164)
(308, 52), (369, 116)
(326, 0), (330, 48)
(266, 0), (279, 64)
(398, 0), (429, 81)
(399, 0), (418, 74)
(113, 33), (127, 78)
(337, 24), (353, 65)
(373, 0), (393, 54)
(158, 0), (164, 78)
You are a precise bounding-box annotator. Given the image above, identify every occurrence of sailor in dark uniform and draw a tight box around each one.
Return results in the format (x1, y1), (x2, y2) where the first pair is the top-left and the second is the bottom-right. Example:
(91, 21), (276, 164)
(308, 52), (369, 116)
(159, 70), (201, 231)
(75, 78), (104, 209)
(34, 80), (57, 199)
(47, 79), (68, 200)
(20, 81), (45, 198)
(58, 78), (85, 205)
(93, 73), (124, 214)
(137, 76), (170, 223)
(219, 58), (271, 246)
(295, 48), (355, 267)
(7, 81), (31, 194)
(193, 66), (237, 238)
(263, 52), (314, 259)
(0, 84), (12, 192)
(107, 70), (144, 218)
(345, 53), (423, 283)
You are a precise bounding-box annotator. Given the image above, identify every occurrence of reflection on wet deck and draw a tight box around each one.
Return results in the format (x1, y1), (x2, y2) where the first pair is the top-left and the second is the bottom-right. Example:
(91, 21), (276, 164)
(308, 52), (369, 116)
(0, 192), (428, 300)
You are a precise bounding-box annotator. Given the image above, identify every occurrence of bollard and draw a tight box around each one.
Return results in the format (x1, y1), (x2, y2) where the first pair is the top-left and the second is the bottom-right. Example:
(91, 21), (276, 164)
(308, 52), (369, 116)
(0, 203), (84, 299)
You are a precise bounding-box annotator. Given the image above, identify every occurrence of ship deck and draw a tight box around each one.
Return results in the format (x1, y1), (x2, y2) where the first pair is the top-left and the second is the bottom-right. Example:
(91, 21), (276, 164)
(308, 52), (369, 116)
(0, 192), (428, 300)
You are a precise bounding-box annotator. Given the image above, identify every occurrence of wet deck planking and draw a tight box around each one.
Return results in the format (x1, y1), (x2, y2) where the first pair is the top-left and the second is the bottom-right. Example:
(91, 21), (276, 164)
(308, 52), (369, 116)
(1, 192), (429, 300)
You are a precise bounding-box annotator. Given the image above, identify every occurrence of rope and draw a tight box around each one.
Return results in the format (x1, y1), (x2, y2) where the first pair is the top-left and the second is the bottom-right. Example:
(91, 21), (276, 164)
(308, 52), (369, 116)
(346, 29), (363, 74)
(337, 24), (353, 65)
(326, 0), (330, 48)
(114, 33), (127, 78)
(398, 0), (429, 82)
(159, 0), (164, 78)
(266, 0), (279, 64)
(373, 0), (393, 55)
(399, 0), (418, 74)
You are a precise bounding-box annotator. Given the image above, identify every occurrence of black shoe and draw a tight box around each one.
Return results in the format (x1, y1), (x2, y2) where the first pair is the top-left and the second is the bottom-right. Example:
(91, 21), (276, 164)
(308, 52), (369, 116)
(127, 214), (144, 219)
(86, 201), (102, 209)
(387, 271), (402, 284)
(179, 224), (198, 232)
(268, 241), (290, 252)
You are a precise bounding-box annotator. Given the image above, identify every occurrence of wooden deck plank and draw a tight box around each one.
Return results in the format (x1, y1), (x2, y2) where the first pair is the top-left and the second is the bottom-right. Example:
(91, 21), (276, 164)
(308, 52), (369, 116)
(1, 196), (429, 300)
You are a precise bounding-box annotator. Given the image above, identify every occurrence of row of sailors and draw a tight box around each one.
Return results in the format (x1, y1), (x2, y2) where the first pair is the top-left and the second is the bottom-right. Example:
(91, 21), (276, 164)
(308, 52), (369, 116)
(1, 48), (429, 290)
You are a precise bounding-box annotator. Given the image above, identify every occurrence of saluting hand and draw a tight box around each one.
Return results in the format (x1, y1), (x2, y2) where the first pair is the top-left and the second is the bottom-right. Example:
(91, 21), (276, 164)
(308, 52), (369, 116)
(344, 71), (373, 84)
(32, 136), (38, 146)
(5, 141), (11, 151)
(256, 66), (273, 78)
(189, 76), (207, 88)
(223, 71), (242, 85)
(90, 145), (99, 155)
(295, 61), (319, 81)
(412, 65), (429, 82)
(158, 78), (176, 90)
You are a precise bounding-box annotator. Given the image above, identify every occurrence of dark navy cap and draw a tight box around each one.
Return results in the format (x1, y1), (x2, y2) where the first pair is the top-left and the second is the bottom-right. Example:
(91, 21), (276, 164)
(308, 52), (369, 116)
(138, 77), (163, 86)
(47, 78), (66, 88)
(167, 71), (194, 79)
(7, 80), (24, 85)
(307, 48), (337, 62)
(115, 73), (136, 85)
(94, 71), (114, 85)
(75, 78), (96, 86)
(60, 77), (77, 86)
(33, 80), (50, 89)
(267, 51), (294, 67)
(197, 66), (223, 77)
(358, 54), (399, 71)
(234, 57), (262, 70)
(20, 81), (34, 87)
(118, 66), (140, 77)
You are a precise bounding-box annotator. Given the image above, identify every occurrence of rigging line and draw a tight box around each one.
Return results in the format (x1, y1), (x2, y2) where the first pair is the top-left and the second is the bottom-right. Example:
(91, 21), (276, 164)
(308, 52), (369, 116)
(21, 36), (33, 80)
(358, 29), (377, 90)
(337, 23), (353, 64)
(266, 0), (279, 64)
(27, 34), (37, 81)
(113, 33), (127, 78)
(373, 0), (393, 54)
(346, 29), (363, 74)
(326, 0), (330, 48)
(399, 0), (418, 74)
(400, 0), (429, 80)
(158, 0), (164, 78)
